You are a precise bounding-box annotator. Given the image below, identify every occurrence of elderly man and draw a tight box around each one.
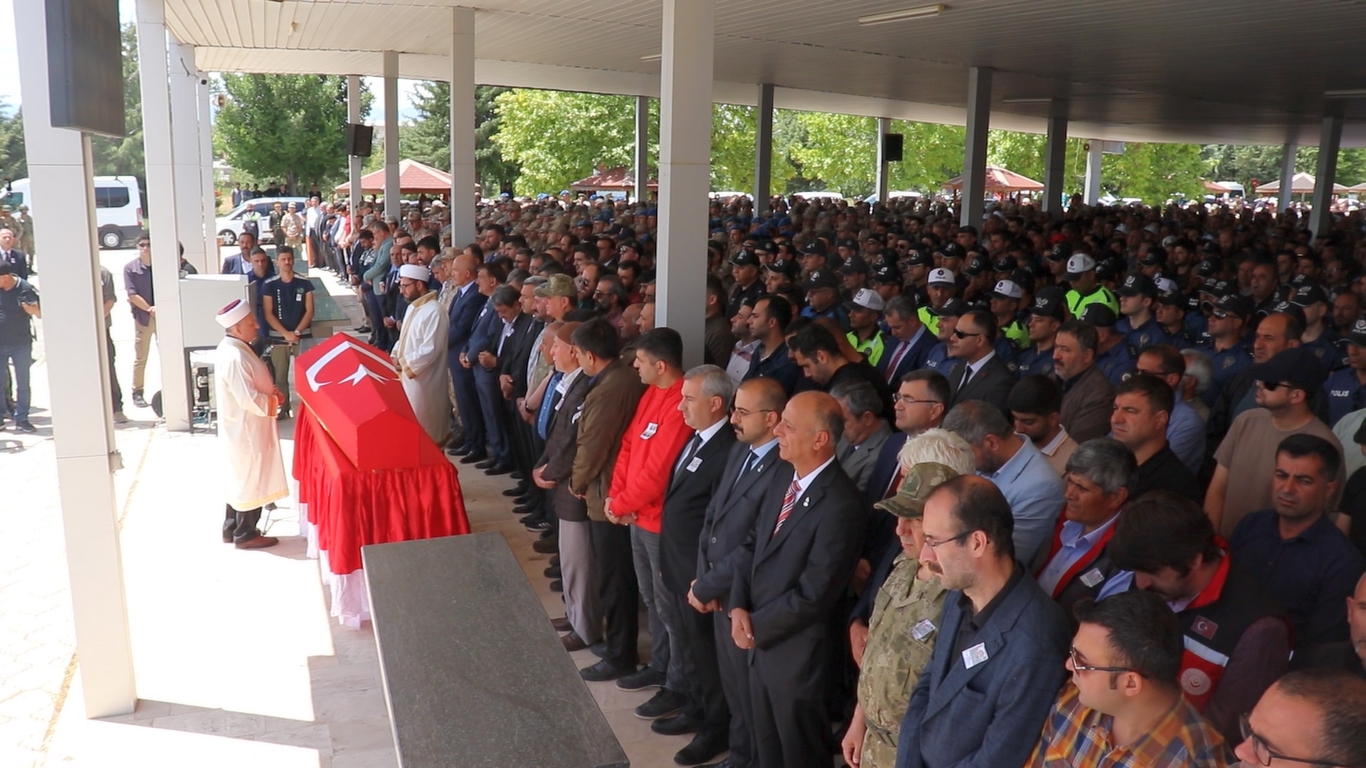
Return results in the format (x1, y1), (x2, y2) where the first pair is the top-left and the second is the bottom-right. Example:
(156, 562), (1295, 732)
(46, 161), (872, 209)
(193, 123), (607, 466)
(1054, 319), (1116, 443)
(833, 378), (893, 492)
(213, 299), (287, 550)
(392, 263), (450, 443)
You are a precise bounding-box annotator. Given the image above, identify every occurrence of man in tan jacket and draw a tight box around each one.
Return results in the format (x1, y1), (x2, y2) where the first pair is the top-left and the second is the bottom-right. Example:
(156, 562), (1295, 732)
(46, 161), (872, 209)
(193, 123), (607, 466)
(569, 317), (647, 681)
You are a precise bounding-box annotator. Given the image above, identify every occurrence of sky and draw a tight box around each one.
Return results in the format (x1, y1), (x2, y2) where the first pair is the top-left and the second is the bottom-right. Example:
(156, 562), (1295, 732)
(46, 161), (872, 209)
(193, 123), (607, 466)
(0, 0), (419, 121)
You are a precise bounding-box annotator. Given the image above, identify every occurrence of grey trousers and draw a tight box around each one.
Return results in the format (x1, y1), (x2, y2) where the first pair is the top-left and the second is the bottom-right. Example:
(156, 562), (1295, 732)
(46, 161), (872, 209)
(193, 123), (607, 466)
(630, 525), (685, 691)
(560, 519), (601, 644)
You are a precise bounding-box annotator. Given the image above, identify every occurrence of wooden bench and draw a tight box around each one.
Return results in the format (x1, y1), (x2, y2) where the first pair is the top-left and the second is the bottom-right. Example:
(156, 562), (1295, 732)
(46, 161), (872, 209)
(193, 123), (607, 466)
(363, 532), (629, 768)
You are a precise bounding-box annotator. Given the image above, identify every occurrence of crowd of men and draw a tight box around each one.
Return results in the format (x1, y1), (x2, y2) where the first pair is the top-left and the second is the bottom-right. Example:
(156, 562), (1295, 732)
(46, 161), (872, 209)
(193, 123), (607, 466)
(293, 190), (1366, 768)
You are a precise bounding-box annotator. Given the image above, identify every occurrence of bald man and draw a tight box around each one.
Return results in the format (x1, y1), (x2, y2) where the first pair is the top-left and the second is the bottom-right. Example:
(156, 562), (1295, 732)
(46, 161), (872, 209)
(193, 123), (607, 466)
(729, 391), (867, 768)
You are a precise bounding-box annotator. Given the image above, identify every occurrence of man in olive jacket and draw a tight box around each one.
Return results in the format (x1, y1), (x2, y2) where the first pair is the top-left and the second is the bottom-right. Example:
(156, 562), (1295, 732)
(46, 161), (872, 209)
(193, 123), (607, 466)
(569, 318), (647, 681)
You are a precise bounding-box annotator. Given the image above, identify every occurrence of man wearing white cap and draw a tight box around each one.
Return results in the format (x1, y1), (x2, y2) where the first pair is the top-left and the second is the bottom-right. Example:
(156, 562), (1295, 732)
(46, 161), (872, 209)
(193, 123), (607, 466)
(1063, 253), (1119, 318)
(392, 263), (450, 443)
(214, 298), (287, 549)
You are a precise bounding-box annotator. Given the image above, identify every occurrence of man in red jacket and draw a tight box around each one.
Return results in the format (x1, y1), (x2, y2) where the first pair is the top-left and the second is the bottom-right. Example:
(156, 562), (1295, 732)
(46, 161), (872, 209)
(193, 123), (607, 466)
(604, 328), (694, 726)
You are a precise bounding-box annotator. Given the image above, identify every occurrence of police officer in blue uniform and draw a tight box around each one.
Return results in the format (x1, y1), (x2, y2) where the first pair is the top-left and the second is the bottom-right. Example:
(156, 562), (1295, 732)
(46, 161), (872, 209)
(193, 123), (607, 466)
(1292, 281), (1347, 371)
(1081, 303), (1136, 386)
(1196, 293), (1254, 407)
(1323, 318), (1366, 428)
(922, 297), (966, 373)
(1015, 286), (1067, 379)
(1116, 273), (1165, 355)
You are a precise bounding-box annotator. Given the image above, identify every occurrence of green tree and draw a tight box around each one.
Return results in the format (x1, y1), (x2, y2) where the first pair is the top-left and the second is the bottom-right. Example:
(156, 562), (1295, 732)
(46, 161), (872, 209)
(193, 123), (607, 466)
(90, 23), (143, 178)
(403, 82), (521, 193)
(790, 113), (964, 197)
(1103, 142), (1205, 203)
(214, 74), (368, 193)
(0, 102), (25, 183)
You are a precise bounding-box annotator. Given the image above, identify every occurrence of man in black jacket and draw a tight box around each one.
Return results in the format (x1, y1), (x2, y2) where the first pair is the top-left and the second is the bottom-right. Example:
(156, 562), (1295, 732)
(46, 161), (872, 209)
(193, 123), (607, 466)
(729, 390), (867, 768)
(691, 377), (787, 768)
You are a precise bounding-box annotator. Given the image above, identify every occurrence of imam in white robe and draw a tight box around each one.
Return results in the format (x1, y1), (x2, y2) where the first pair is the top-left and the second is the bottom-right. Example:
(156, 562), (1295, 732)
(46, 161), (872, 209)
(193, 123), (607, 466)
(215, 335), (290, 511)
(394, 290), (450, 443)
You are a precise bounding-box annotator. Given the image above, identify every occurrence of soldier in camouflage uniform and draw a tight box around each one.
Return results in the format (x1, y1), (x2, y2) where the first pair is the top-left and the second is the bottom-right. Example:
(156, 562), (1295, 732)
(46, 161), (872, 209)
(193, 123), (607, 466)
(15, 205), (34, 264)
(843, 461), (957, 768)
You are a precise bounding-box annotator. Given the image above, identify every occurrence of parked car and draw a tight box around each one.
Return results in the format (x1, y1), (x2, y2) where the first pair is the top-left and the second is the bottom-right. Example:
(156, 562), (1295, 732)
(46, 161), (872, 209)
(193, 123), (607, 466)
(216, 197), (308, 245)
(1, 176), (144, 249)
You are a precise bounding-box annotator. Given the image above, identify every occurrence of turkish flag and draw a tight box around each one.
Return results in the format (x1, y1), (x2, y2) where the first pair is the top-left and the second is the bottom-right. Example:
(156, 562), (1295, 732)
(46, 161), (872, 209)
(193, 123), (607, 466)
(295, 335), (428, 470)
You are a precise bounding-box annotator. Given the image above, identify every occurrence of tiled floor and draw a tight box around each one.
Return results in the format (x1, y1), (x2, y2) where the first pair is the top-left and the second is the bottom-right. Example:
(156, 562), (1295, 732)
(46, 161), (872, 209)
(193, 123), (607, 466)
(29, 253), (702, 767)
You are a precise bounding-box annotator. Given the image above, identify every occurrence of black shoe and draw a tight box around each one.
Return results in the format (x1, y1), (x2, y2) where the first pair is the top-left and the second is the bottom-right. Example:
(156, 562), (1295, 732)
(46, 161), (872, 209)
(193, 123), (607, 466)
(697, 760), (743, 768)
(518, 512), (544, 527)
(484, 462), (514, 476)
(460, 451), (487, 465)
(510, 470), (525, 480)
(448, 444), (472, 456)
(354, 325), (372, 335)
(652, 713), (702, 736)
(551, 615), (572, 632)
(674, 731), (729, 766)
(132, 391), (147, 408)
(589, 641), (608, 658)
(549, 554), (560, 566)
(503, 483), (530, 497)
(276, 407), (291, 421)
(16, 420), (36, 434)
(513, 501), (539, 515)
(532, 536), (558, 554)
(579, 659), (637, 683)
(526, 520), (551, 533)
(634, 688), (686, 720)
(548, 579), (563, 592)
(616, 666), (667, 692)
(474, 457), (499, 470)
(539, 527), (556, 540)
(544, 564), (561, 579)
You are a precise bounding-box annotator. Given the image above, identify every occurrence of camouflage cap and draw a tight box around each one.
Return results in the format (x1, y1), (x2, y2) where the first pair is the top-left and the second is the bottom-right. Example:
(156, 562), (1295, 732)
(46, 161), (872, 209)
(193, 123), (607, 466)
(534, 273), (577, 298)
(873, 462), (959, 519)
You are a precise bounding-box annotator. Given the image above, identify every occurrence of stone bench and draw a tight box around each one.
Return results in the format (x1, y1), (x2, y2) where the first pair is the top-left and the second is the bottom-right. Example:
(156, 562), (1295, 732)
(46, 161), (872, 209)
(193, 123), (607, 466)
(363, 532), (629, 768)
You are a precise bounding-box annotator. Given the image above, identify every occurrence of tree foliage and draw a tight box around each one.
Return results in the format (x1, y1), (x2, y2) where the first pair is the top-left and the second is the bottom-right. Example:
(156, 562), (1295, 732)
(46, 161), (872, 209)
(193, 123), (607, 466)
(0, 102), (25, 183)
(214, 74), (367, 193)
(402, 82), (521, 194)
(787, 113), (965, 196)
(1102, 142), (1206, 203)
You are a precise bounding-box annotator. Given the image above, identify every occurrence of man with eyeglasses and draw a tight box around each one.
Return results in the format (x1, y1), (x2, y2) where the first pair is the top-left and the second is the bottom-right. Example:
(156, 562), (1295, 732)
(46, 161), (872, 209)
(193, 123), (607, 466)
(123, 234), (157, 409)
(894, 475), (1069, 768)
(1234, 669), (1366, 768)
(1027, 591), (1229, 768)
(1206, 347), (1345, 538)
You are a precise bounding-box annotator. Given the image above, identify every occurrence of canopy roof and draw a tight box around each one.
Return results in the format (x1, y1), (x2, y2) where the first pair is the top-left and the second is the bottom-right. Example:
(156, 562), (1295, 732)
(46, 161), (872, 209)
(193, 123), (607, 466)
(943, 165), (1042, 193)
(334, 159), (452, 195)
(174, 0), (1366, 147)
(570, 166), (658, 191)
(1253, 172), (1349, 195)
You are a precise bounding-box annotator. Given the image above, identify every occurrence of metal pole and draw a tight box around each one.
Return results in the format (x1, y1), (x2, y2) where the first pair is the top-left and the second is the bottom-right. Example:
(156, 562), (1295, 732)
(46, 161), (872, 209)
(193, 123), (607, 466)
(960, 67), (992, 228)
(754, 83), (774, 215)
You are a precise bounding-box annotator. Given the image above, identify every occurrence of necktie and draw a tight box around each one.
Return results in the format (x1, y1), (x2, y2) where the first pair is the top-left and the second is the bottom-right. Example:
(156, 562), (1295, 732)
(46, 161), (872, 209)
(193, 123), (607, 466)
(884, 341), (909, 383)
(675, 434), (703, 476)
(733, 450), (756, 488)
(884, 466), (907, 500)
(772, 478), (802, 538)
(959, 361), (973, 391)
(536, 371), (563, 440)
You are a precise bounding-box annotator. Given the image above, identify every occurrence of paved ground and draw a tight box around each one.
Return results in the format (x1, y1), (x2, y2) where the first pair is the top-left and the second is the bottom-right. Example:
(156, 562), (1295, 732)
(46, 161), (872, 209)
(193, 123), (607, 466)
(2, 247), (699, 767)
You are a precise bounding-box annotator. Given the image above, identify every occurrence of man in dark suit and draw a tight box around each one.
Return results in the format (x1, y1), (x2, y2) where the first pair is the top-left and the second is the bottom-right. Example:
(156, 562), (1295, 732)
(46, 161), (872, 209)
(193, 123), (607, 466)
(691, 377), (787, 768)
(488, 285), (537, 478)
(729, 391), (867, 768)
(446, 252), (487, 460)
(654, 365), (740, 766)
(894, 475), (1069, 768)
(879, 295), (936, 387)
(943, 308), (1015, 415)
(498, 282), (547, 518)
(466, 266), (513, 474)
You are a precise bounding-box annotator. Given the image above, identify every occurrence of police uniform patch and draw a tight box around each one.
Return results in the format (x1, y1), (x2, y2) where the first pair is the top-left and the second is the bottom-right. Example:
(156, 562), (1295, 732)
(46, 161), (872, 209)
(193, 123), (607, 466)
(1180, 668), (1212, 697)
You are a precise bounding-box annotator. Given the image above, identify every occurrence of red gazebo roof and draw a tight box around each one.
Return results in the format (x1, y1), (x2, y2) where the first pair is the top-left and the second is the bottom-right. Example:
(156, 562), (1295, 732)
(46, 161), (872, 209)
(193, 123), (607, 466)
(570, 166), (658, 191)
(943, 165), (1044, 193)
(334, 159), (452, 195)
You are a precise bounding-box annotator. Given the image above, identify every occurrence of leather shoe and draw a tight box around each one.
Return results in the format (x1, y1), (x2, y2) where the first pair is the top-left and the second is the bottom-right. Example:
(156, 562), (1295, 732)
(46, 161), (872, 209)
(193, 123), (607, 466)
(235, 535), (280, 550)
(510, 470), (525, 480)
(589, 641), (608, 658)
(551, 616), (572, 632)
(539, 527), (556, 540)
(526, 520), (551, 533)
(502, 484), (530, 497)
(513, 501), (540, 515)
(549, 554), (560, 566)
(651, 713), (702, 736)
(475, 457), (499, 470)
(460, 451), (487, 465)
(548, 579), (563, 592)
(532, 536), (558, 554)
(484, 462), (514, 476)
(544, 564), (561, 579)
(447, 444), (472, 456)
(697, 760), (744, 768)
(633, 688), (685, 720)
(616, 666), (666, 692)
(674, 731), (729, 766)
(579, 659), (637, 683)
(560, 631), (588, 652)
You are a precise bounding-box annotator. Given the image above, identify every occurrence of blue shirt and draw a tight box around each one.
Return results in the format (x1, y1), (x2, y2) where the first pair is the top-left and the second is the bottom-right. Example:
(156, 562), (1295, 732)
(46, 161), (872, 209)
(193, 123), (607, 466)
(983, 438), (1064, 565)
(1302, 329), (1347, 372)
(1116, 315), (1165, 353)
(1036, 515), (1133, 599)
(1014, 344), (1055, 379)
(1198, 340), (1253, 407)
(1166, 397), (1206, 473)
(1095, 339), (1136, 387)
(744, 340), (801, 395)
(1324, 367), (1366, 428)
(923, 342), (956, 372)
(1229, 508), (1365, 648)
(0, 277), (38, 346)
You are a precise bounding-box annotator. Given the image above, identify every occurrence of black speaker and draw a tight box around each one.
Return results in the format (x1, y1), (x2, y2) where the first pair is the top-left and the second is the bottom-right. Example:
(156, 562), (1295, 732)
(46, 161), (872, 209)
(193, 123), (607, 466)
(346, 123), (374, 157)
(883, 133), (904, 162)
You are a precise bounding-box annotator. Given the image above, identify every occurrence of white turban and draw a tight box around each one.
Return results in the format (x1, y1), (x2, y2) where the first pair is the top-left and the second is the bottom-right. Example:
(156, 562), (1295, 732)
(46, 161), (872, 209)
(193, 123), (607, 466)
(398, 264), (431, 282)
(215, 298), (251, 329)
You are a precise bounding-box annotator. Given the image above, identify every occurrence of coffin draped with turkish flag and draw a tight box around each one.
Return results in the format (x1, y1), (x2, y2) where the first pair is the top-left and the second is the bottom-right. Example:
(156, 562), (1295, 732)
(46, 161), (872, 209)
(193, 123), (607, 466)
(292, 334), (469, 575)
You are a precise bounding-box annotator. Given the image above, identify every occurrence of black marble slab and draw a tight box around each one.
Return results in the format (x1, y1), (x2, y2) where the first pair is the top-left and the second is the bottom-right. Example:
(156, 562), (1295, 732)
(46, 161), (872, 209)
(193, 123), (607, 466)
(363, 532), (629, 768)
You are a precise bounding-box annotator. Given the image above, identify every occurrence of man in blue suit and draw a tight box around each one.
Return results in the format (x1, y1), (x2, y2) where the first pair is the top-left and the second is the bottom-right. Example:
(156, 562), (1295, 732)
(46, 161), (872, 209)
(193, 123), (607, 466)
(446, 251), (487, 460)
(895, 475), (1069, 768)
(878, 296), (936, 388)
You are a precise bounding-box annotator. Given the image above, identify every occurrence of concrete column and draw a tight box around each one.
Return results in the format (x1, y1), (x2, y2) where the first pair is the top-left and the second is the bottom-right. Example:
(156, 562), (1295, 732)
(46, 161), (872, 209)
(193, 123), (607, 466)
(656, 0), (714, 369)
(960, 67), (992, 228)
(1278, 141), (1297, 213)
(197, 76), (217, 261)
(348, 75), (363, 229)
(1310, 111), (1344, 237)
(15, 0), (136, 717)
(633, 95), (649, 204)
(754, 83), (774, 215)
(136, 0), (191, 431)
(449, 9), (476, 246)
(383, 50), (400, 220)
(1042, 104), (1068, 220)
(168, 40), (206, 274)
(1084, 141), (1103, 205)
(874, 116), (891, 204)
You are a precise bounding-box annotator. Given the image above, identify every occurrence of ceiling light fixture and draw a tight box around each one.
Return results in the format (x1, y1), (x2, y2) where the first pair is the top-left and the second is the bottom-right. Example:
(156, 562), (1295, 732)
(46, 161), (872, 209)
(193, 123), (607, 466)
(1001, 97), (1052, 104)
(1324, 88), (1366, 98)
(640, 53), (662, 62)
(858, 4), (946, 25)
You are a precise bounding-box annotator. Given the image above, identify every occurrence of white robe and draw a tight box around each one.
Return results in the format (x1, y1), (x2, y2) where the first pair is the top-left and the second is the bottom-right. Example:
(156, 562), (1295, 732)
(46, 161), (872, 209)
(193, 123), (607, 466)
(215, 336), (290, 511)
(394, 290), (450, 443)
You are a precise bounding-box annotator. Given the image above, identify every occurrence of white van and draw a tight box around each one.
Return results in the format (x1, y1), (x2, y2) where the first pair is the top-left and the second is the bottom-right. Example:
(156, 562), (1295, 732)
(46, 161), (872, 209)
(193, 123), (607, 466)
(215, 197), (309, 245)
(0, 176), (145, 249)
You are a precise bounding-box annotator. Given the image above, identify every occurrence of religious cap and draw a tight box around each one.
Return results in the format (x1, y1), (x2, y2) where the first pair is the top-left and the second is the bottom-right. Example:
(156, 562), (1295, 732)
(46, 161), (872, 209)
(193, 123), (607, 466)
(216, 299), (251, 329)
(399, 264), (431, 282)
